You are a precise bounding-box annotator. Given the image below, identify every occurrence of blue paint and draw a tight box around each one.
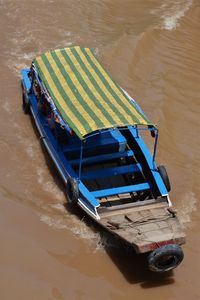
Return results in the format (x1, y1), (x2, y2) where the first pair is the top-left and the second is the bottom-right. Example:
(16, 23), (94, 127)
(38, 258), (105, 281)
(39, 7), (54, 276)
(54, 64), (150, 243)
(81, 164), (141, 180)
(69, 149), (134, 166)
(21, 67), (169, 222)
(128, 126), (168, 195)
(21, 69), (100, 216)
(92, 183), (150, 198)
(78, 182), (99, 207)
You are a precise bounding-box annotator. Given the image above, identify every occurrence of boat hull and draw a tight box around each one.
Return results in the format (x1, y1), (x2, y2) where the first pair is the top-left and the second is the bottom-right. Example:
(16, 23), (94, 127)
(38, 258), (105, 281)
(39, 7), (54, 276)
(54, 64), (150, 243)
(21, 66), (185, 272)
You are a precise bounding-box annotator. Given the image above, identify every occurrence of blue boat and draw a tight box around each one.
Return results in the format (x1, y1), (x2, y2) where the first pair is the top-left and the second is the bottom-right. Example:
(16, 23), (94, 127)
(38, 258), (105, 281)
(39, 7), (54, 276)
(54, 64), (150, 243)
(21, 46), (185, 273)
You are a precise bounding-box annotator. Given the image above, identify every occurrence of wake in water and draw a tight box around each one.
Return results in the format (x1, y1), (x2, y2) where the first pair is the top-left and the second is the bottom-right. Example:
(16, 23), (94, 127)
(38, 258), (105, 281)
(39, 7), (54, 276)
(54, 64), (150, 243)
(178, 191), (197, 227)
(5, 0), (195, 253)
(38, 201), (121, 252)
(151, 0), (193, 30)
(39, 209), (117, 252)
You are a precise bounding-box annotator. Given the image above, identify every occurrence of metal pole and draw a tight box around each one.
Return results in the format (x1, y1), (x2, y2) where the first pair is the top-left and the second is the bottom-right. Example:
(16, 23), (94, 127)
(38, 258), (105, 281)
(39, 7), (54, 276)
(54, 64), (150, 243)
(152, 129), (159, 169)
(136, 125), (139, 138)
(78, 140), (83, 179)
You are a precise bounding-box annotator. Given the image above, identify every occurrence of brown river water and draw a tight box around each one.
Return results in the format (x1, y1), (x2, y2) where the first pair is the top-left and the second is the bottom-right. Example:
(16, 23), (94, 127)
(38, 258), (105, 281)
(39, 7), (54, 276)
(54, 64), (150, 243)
(0, 0), (200, 299)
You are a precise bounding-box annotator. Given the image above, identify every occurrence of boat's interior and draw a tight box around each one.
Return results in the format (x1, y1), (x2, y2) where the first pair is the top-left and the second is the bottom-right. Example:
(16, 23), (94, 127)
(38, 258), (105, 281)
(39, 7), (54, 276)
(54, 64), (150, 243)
(30, 76), (161, 209)
(64, 128), (156, 207)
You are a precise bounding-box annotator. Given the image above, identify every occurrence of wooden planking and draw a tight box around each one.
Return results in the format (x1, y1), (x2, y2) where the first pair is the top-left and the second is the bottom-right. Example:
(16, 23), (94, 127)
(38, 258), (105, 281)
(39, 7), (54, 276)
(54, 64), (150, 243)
(99, 200), (169, 218)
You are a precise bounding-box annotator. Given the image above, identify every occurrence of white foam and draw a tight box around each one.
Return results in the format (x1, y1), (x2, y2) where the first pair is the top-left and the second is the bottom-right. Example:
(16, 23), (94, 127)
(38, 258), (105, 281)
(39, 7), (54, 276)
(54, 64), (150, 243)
(152, 0), (193, 31)
(7, 45), (38, 77)
(39, 214), (67, 229)
(39, 206), (120, 251)
(24, 140), (37, 159)
(177, 191), (197, 227)
(7, 29), (73, 76)
(1, 99), (12, 114)
(36, 167), (64, 201)
(49, 203), (66, 212)
(25, 144), (35, 158)
(15, 126), (40, 160)
(163, 1), (192, 30)
(39, 211), (101, 245)
(69, 216), (100, 241)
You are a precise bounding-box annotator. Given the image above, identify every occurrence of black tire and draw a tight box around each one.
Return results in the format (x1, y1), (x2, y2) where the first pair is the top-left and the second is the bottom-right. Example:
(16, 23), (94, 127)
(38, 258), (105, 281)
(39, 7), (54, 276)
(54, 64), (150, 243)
(158, 165), (171, 192)
(148, 244), (184, 273)
(66, 177), (79, 204)
(21, 81), (30, 114)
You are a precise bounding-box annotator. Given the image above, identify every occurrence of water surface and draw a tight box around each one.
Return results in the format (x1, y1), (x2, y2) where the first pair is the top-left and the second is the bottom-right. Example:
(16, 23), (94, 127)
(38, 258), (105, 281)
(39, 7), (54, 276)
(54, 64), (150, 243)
(0, 0), (199, 299)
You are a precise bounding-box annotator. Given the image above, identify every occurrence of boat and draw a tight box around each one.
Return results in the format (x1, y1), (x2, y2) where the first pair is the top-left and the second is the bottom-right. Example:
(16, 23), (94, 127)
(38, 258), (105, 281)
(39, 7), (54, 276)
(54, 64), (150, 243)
(21, 46), (185, 273)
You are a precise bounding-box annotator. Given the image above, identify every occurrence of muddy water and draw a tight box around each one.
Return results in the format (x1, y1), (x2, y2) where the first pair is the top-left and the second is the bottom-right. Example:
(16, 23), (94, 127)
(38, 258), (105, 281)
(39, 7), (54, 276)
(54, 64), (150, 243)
(0, 0), (200, 299)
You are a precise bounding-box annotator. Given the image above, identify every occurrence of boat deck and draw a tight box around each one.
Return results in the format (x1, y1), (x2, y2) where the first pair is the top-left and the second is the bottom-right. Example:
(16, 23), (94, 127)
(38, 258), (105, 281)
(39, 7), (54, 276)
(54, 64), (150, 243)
(98, 201), (186, 253)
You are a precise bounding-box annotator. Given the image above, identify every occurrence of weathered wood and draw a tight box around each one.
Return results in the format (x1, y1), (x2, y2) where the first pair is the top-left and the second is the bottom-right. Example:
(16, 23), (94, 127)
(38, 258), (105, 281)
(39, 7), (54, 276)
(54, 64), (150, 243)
(99, 199), (168, 218)
(98, 201), (185, 253)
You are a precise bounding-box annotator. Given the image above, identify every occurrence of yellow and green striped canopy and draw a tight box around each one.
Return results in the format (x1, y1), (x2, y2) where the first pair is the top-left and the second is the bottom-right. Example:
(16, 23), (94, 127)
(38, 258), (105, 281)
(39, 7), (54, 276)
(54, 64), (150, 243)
(34, 46), (153, 139)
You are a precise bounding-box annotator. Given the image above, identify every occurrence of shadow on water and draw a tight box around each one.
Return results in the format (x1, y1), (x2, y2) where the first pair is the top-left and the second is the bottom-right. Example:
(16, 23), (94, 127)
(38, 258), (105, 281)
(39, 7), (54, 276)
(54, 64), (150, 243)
(26, 104), (175, 287)
(90, 221), (175, 286)
(66, 203), (176, 286)
(104, 241), (175, 286)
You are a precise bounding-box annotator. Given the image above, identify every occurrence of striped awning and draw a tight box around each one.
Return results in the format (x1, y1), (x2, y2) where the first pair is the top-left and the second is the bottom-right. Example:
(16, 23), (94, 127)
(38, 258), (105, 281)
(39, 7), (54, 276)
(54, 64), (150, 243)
(33, 46), (153, 139)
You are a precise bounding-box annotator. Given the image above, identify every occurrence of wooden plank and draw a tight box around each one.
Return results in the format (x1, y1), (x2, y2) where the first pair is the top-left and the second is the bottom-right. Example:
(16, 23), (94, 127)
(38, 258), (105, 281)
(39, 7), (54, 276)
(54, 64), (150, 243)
(99, 197), (107, 203)
(118, 193), (131, 200)
(99, 200), (169, 218)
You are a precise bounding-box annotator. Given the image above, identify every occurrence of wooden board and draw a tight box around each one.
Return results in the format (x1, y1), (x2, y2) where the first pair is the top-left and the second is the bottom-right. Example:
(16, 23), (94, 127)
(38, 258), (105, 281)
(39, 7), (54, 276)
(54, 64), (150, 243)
(98, 201), (185, 253)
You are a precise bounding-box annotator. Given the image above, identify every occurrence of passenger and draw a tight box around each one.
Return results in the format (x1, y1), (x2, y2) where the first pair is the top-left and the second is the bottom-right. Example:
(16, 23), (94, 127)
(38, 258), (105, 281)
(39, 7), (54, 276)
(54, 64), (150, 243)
(54, 114), (60, 124)
(54, 114), (67, 142)
(47, 112), (56, 131)
(38, 95), (51, 116)
(33, 80), (41, 99)
(69, 129), (74, 136)
(37, 93), (45, 114)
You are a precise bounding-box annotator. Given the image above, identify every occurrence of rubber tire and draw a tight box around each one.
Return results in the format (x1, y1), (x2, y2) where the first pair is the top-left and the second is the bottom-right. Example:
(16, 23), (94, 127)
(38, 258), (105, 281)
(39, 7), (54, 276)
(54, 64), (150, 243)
(158, 165), (171, 192)
(21, 82), (30, 114)
(148, 244), (184, 273)
(66, 178), (79, 204)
